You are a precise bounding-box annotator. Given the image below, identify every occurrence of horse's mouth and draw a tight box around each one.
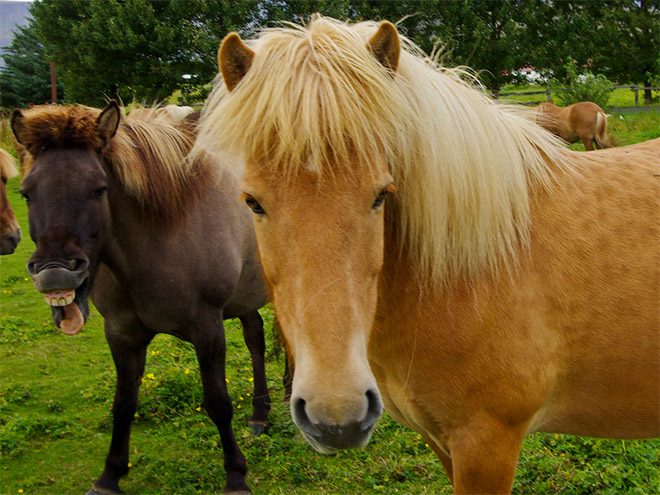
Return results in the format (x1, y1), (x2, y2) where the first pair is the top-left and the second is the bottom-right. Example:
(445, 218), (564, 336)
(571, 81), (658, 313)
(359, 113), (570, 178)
(43, 284), (90, 335)
(29, 260), (91, 335)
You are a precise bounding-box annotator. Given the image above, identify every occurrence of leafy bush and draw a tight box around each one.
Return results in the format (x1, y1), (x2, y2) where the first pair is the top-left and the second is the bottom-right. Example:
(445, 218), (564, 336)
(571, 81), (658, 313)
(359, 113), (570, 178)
(550, 59), (614, 110)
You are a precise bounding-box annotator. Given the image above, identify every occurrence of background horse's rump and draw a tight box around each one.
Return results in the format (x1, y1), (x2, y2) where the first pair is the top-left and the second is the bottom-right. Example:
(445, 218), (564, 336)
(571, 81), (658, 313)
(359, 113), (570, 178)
(537, 101), (614, 150)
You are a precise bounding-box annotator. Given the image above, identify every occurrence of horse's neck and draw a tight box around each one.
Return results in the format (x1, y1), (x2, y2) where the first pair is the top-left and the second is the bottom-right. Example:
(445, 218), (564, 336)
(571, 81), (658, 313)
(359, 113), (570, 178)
(99, 172), (155, 277)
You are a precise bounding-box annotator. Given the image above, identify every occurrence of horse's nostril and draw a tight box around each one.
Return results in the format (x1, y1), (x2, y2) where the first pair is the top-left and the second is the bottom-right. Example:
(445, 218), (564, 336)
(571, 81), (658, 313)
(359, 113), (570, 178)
(292, 397), (322, 438)
(26, 261), (37, 275)
(71, 258), (89, 272)
(363, 388), (383, 432)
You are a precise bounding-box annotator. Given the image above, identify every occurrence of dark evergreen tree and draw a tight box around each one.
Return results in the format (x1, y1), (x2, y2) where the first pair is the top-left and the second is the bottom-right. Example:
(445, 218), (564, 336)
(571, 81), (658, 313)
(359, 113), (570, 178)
(0, 23), (63, 108)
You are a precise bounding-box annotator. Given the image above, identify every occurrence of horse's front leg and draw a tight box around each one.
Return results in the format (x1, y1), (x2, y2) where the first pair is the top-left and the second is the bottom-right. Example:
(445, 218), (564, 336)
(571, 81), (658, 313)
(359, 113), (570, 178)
(582, 138), (595, 151)
(89, 321), (152, 495)
(239, 310), (271, 435)
(445, 416), (527, 494)
(193, 310), (250, 494)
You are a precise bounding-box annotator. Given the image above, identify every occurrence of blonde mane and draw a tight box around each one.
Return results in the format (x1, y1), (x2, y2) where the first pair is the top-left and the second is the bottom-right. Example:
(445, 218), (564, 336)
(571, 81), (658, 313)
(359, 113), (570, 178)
(196, 15), (573, 283)
(16, 104), (208, 224)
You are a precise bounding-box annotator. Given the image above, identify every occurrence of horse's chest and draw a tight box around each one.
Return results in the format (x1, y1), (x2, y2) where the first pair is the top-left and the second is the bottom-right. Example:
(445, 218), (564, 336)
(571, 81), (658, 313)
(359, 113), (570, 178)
(369, 353), (445, 443)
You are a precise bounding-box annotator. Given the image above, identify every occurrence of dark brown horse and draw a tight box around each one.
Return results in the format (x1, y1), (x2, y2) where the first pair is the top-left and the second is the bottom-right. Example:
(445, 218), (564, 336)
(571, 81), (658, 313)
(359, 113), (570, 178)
(12, 102), (269, 495)
(0, 148), (21, 254)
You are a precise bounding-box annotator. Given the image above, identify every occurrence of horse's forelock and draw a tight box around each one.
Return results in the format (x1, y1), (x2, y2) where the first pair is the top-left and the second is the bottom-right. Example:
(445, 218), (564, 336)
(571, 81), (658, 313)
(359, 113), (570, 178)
(196, 16), (411, 178)
(17, 105), (103, 156)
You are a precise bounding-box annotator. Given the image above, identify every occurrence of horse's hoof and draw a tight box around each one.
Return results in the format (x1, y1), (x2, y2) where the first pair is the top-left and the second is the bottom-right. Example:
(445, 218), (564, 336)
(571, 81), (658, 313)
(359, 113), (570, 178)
(86, 489), (119, 495)
(223, 491), (252, 495)
(248, 420), (270, 436)
(86, 482), (122, 495)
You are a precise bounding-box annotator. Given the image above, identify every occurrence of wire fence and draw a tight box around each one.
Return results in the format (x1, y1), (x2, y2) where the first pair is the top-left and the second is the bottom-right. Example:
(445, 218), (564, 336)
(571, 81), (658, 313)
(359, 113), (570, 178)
(492, 85), (660, 106)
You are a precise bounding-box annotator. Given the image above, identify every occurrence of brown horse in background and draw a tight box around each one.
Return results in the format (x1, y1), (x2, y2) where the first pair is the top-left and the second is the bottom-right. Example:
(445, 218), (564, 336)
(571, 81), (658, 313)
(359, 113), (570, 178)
(13, 102), (270, 494)
(537, 101), (613, 150)
(197, 16), (659, 494)
(0, 147), (21, 254)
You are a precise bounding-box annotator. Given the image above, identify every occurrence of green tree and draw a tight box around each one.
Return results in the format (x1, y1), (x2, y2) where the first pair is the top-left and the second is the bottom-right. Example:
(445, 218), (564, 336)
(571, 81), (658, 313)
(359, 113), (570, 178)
(0, 23), (64, 108)
(522, 0), (601, 82)
(260, 0), (530, 93)
(550, 59), (614, 109)
(427, 0), (530, 93)
(30, 0), (260, 105)
(594, 0), (659, 104)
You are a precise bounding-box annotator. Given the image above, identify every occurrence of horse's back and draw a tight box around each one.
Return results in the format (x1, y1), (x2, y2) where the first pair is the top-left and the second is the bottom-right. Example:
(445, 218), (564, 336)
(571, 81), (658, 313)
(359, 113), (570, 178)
(528, 140), (659, 437)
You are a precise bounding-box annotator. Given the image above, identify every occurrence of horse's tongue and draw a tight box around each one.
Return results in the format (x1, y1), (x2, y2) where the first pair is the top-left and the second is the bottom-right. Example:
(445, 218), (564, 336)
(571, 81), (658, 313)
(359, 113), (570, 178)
(60, 302), (84, 335)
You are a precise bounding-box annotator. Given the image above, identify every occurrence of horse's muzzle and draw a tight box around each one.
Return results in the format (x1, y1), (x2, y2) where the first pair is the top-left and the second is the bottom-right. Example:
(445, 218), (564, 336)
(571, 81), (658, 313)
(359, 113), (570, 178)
(27, 257), (89, 292)
(1, 228), (21, 255)
(291, 388), (383, 454)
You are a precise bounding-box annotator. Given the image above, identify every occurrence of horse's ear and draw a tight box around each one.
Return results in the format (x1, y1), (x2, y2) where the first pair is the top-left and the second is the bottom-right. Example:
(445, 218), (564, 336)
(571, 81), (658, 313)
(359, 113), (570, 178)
(218, 32), (254, 92)
(97, 100), (121, 145)
(10, 109), (27, 145)
(367, 21), (400, 72)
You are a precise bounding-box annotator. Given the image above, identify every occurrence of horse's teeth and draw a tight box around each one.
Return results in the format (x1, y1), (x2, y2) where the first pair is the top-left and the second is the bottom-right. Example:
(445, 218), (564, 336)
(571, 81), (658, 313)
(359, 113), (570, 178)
(44, 293), (76, 306)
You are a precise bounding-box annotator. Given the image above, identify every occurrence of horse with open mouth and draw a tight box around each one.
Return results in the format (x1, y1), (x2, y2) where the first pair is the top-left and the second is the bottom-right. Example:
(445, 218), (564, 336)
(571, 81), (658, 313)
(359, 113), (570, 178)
(12, 102), (270, 494)
(195, 16), (659, 494)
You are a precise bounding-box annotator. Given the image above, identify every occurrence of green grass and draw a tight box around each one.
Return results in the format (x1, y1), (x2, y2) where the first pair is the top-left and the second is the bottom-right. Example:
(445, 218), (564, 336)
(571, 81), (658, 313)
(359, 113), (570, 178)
(1, 115), (659, 494)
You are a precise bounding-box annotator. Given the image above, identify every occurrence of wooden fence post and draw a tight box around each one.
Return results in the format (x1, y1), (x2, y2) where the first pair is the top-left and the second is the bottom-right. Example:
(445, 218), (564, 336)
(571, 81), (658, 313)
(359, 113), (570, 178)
(50, 62), (57, 104)
(633, 84), (639, 107)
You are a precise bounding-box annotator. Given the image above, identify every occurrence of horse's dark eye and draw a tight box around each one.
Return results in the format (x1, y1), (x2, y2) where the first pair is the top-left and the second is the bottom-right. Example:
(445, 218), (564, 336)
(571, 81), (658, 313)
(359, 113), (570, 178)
(93, 186), (107, 198)
(244, 194), (265, 215)
(372, 188), (389, 209)
(21, 191), (30, 203)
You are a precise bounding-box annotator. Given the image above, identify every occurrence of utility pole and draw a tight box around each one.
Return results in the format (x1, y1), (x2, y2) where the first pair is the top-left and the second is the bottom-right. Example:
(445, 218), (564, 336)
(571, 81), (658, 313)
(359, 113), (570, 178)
(50, 62), (57, 103)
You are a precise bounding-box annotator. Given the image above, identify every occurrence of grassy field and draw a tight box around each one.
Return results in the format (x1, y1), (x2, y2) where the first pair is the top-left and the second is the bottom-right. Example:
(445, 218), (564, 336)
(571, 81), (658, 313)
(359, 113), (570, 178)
(1, 112), (659, 494)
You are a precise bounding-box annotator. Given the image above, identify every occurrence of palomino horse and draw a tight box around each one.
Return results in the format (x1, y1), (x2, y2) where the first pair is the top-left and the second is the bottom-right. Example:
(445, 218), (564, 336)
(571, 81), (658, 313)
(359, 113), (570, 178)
(195, 16), (660, 494)
(12, 102), (270, 495)
(0, 147), (21, 254)
(537, 101), (613, 150)
(128, 104), (195, 123)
